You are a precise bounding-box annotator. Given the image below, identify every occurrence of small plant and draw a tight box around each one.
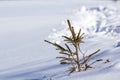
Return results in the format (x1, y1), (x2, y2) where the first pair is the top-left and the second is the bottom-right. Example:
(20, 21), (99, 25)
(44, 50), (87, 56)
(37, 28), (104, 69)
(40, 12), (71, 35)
(45, 20), (107, 73)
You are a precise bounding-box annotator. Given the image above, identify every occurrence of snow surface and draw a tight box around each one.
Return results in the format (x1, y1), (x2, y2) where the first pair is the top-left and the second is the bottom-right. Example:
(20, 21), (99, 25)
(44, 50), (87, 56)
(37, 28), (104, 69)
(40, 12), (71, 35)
(0, 0), (120, 80)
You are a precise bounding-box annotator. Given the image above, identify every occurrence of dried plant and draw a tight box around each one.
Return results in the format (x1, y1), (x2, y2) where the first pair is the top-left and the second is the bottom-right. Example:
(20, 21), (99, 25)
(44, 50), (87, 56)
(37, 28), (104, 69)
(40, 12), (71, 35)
(45, 20), (108, 73)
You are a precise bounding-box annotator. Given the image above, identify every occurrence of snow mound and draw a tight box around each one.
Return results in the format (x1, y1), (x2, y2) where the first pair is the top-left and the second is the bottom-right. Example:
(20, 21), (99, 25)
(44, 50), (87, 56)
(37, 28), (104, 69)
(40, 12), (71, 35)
(48, 6), (120, 43)
(72, 6), (120, 36)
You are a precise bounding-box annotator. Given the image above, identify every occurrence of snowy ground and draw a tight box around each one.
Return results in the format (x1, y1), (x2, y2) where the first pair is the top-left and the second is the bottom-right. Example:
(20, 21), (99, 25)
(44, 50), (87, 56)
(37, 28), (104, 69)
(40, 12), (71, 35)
(0, 0), (120, 80)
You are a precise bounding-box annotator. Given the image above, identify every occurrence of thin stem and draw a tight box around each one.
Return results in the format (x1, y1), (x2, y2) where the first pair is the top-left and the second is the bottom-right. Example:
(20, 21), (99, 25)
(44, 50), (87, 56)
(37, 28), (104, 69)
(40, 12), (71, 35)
(75, 43), (81, 72)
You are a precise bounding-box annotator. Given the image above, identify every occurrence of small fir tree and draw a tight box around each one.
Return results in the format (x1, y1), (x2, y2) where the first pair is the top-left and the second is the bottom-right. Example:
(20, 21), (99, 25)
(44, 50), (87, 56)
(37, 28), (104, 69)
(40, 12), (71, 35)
(45, 20), (108, 73)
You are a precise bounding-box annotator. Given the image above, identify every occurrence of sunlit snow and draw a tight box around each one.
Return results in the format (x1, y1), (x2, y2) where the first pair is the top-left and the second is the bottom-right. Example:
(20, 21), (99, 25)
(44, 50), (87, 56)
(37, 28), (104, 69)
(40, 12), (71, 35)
(0, 0), (120, 80)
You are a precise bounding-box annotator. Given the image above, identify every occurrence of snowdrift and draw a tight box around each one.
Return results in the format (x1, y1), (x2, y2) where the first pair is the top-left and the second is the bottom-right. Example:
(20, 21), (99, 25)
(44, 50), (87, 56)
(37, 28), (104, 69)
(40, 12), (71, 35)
(49, 6), (120, 43)
(0, 1), (120, 80)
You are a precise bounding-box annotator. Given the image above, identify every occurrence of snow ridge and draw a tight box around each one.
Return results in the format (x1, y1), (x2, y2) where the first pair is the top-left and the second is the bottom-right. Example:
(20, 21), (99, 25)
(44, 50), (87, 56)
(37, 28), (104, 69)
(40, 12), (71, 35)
(49, 6), (120, 43)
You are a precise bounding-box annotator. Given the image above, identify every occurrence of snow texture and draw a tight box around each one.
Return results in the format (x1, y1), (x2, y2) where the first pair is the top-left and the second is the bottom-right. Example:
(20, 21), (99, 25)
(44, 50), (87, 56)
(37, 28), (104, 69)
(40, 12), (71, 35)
(0, 0), (120, 80)
(49, 6), (120, 43)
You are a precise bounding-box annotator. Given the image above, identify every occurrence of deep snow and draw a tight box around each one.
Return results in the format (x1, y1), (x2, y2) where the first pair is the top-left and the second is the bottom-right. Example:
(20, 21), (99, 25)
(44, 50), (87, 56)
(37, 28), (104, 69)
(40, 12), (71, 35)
(0, 0), (120, 80)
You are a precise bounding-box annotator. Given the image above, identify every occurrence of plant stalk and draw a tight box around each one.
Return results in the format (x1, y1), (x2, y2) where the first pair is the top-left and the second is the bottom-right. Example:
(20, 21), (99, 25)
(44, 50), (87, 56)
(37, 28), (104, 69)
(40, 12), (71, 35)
(75, 43), (81, 72)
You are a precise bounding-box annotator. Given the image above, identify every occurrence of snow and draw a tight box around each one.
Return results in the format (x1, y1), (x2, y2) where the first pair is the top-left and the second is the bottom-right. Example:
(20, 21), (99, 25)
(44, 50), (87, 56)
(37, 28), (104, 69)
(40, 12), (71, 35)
(0, 0), (120, 80)
(49, 5), (120, 43)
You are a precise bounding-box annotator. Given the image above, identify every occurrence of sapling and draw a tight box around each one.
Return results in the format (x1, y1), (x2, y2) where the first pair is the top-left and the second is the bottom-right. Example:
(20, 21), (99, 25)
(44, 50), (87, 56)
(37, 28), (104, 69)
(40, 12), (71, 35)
(45, 20), (106, 73)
